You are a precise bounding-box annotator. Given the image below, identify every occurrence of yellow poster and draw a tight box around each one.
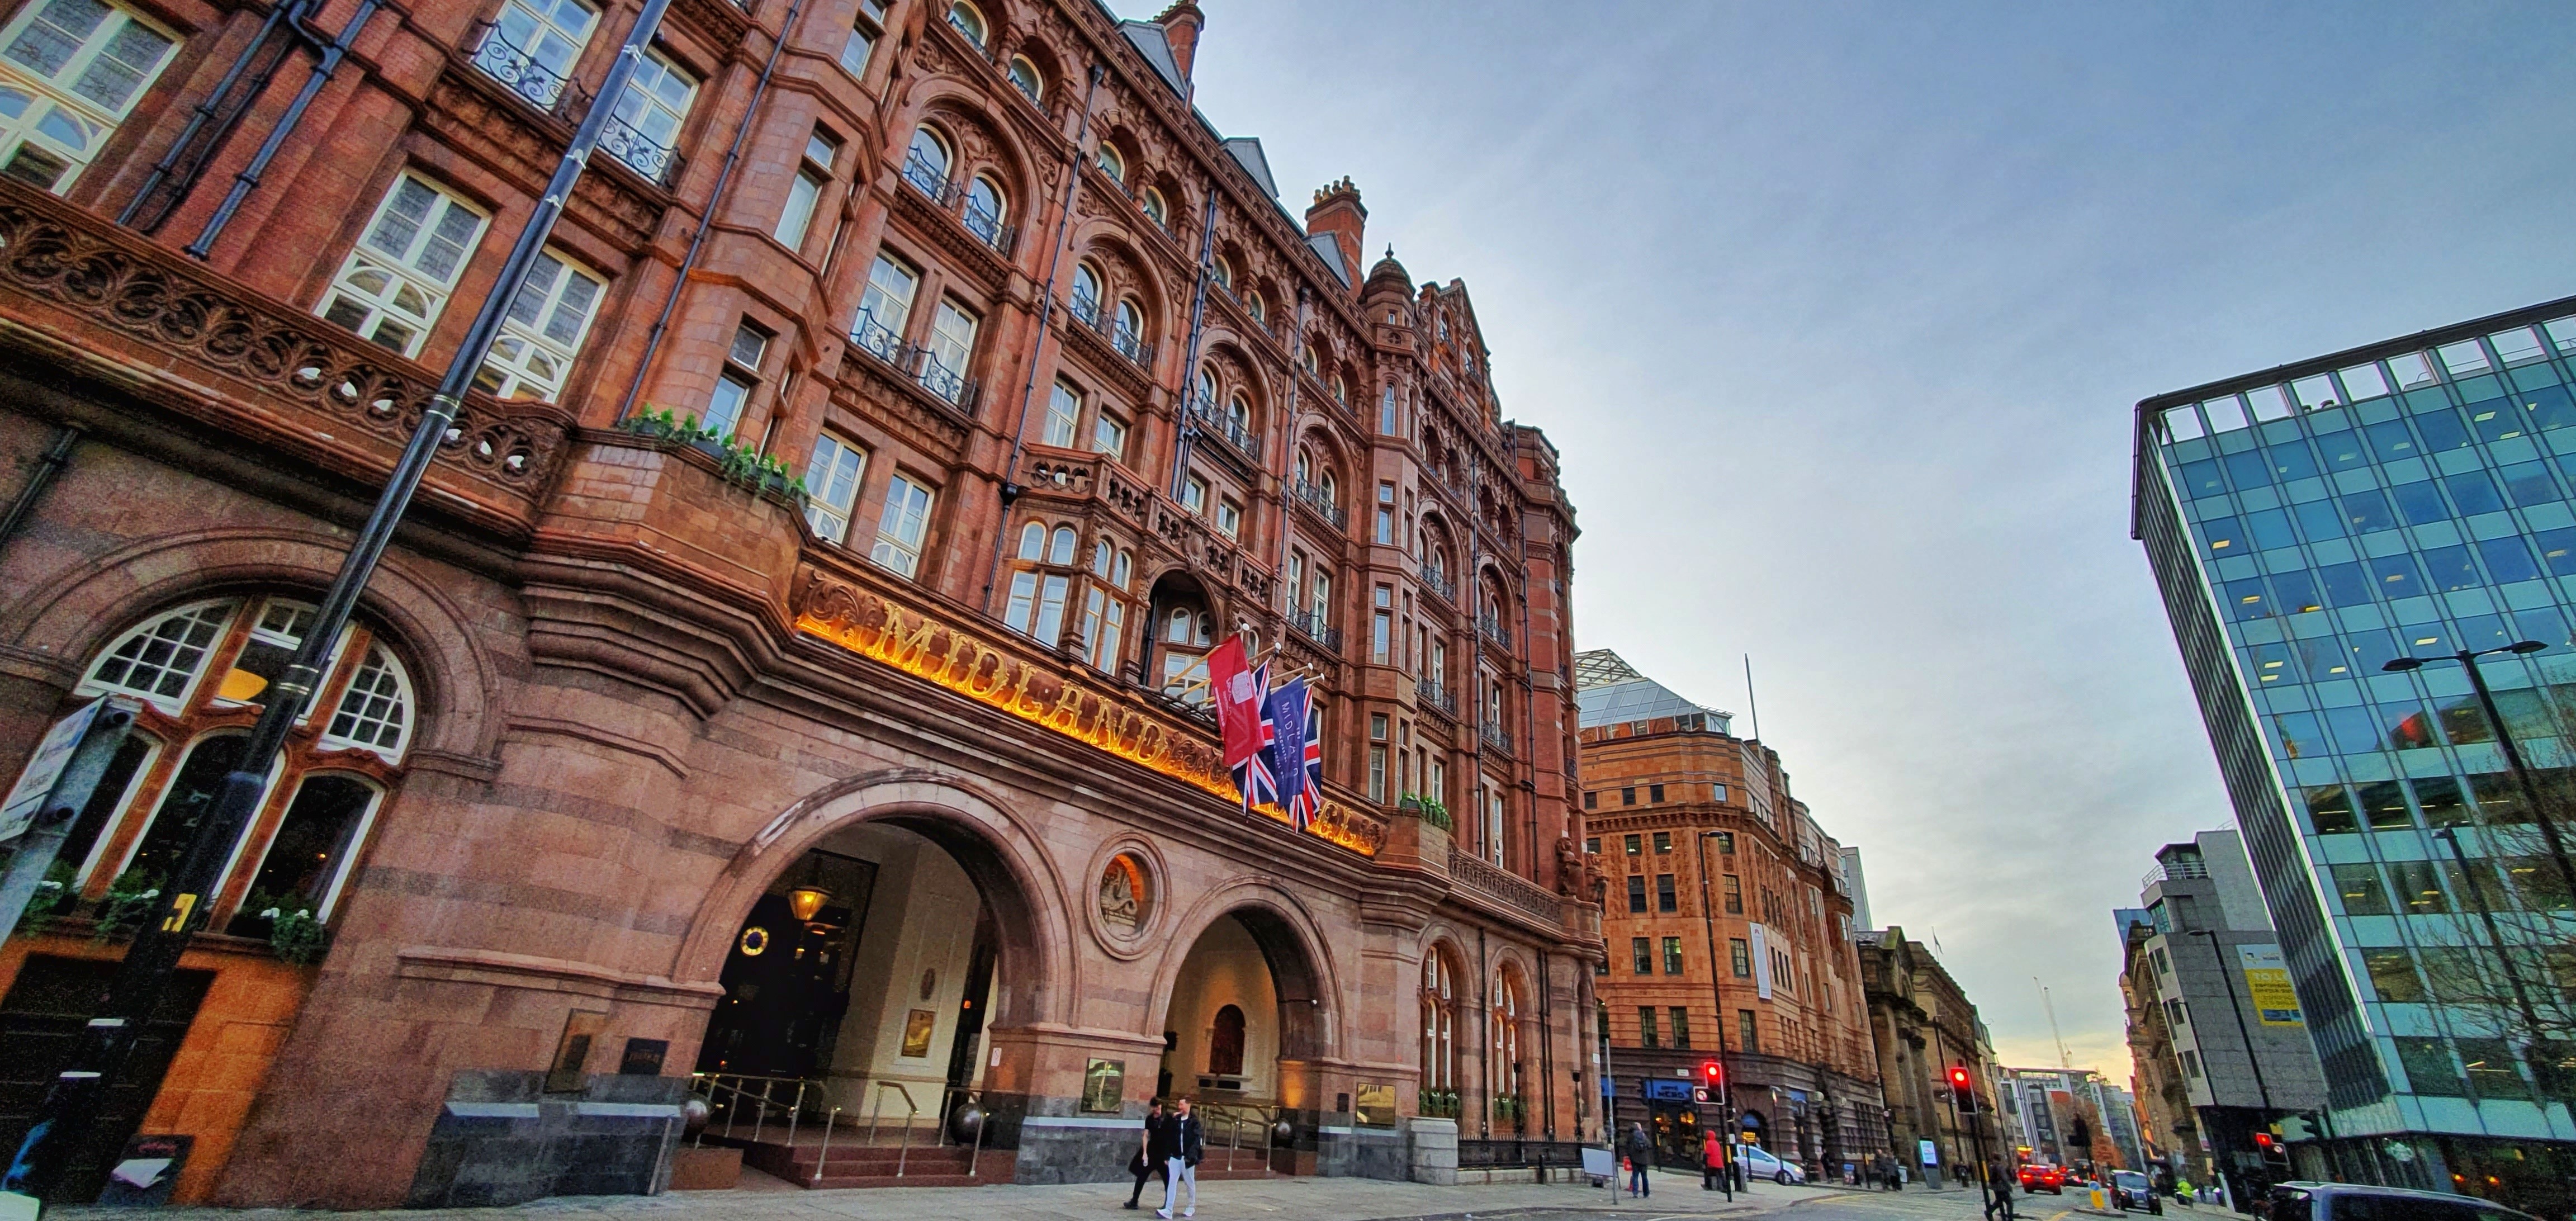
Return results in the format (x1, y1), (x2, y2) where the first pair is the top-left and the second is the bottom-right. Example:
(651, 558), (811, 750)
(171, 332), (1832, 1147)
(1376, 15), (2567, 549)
(2238, 944), (2303, 1026)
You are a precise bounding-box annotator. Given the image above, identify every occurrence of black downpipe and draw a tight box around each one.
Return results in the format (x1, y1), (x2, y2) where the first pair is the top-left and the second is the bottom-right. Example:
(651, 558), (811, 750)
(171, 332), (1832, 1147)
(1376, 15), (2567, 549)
(978, 63), (1105, 616)
(184, 0), (381, 259)
(0, 423), (82, 560)
(1267, 286), (1305, 609)
(609, 0), (808, 425)
(117, 0), (303, 231)
(1164, 184), (1219, 501)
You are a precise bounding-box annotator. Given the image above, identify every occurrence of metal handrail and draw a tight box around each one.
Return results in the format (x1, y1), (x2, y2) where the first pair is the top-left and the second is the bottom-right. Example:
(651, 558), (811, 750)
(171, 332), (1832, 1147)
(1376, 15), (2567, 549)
(868, 1081), (919, 1176)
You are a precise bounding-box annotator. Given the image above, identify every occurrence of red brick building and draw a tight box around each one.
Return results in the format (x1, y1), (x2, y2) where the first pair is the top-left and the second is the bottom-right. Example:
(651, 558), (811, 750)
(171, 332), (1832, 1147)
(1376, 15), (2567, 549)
(0, 0), (1600, 1205)
(1574, 651), (1886, 1180)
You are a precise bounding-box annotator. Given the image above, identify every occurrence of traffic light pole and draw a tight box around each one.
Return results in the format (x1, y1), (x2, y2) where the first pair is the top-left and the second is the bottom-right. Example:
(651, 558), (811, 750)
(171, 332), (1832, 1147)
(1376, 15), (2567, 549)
(1, 0), (674, 1196)
(1695, 832), (1734, 1201)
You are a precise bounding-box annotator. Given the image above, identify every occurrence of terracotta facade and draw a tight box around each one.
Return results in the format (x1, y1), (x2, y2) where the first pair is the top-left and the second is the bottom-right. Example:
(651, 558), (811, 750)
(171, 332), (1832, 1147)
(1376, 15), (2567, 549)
(0, 0), (1600, 1205)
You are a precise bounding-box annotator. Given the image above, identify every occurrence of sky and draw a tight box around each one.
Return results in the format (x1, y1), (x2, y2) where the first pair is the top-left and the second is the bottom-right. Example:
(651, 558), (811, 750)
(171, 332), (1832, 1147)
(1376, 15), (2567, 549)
(1104, 1), (2576, 1083)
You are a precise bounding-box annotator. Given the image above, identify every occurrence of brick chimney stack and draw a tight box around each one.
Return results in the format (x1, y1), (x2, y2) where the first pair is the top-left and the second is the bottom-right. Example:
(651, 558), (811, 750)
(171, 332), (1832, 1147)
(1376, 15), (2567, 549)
(1305, 177), (1366, 288)
(1156, 2), (1205, 83)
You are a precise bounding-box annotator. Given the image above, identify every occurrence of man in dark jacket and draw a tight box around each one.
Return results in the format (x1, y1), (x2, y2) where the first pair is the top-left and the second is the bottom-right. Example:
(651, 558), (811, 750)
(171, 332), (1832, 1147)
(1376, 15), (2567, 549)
(1124, 1100), (1166, 1209)
(1157, 1096), (1203, 1219)
(1625, 1123), (1652, 1198)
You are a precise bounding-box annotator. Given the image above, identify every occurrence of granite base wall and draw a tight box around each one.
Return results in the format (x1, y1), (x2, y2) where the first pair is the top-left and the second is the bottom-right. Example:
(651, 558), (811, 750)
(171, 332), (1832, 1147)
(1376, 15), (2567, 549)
(405, 1071), (687, 1208)
(1316, 1127), (1409, 1180)
(1409, 1117), (1459, 1185)
(1008, 1094), (1137, 1185)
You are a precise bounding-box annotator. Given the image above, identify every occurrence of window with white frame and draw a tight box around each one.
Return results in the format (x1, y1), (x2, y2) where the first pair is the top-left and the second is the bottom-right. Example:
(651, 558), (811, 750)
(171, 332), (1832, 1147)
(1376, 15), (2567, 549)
(853, 252), (917, 361)
(1215, 498), (1240, 538)
(1069, 262), (1102, 325)
(705, 321), (766, 438)
(1378, 385), (1398, 434)
(472, 0), (594, 110)
(872, 473), (933, 577)
(0, 0), (177, 191)
(944, 0), (985, 46)
(921, 299), (976, 403)
(319, 173), (489, 357)
(1003, 522), (1076, 644)
(1181, 475), (1207, 514)
(1082, 539), (1130, 676)
(471, 248), (603, 401)
(1091, 411), (1126, 461)
(1043, 380), (1081, 448)
(1139, 185), (1166, 227)
(1006, 54), (1041, 103)
(839, 0), (884, 76)
(1093, 139), (1123, 184)
(602, 48), (692, 183)
(774, 128), (838, 252)
(803, 431), (865, 542)
(963, 174), (1006, 248)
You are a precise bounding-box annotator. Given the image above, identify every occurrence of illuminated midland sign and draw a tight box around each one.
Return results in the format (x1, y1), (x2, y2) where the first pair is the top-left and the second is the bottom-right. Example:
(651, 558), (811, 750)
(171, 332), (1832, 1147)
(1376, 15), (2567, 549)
(793, 565), (1384, 856)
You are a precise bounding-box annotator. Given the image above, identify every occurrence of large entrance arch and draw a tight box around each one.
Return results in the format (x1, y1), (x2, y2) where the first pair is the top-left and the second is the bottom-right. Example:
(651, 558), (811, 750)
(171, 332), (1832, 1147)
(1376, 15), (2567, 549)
(1157, 903), (1331, 1175)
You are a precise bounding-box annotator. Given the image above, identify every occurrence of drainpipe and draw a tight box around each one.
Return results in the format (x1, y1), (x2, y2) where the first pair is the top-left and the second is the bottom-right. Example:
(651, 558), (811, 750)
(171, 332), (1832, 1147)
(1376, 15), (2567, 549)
(1165, 184), (1218, 501)
(610, 0), (810, 424)
(1267, 288), (1305, 618)
(1477, 925), (1491, 1140)
(0, 423), (81, 562)
(978, 63), (1105, 616)
(185, 0), (382, 258)
(118, 0), (305, 230)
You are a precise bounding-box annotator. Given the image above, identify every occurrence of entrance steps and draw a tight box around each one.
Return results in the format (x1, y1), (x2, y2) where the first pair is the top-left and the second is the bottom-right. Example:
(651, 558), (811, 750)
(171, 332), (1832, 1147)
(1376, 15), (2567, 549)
(716, 1132), (1015, 1189)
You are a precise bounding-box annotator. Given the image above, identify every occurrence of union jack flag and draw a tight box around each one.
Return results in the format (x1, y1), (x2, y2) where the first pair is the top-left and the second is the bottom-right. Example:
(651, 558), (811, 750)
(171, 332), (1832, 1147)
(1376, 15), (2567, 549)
(1230, 661), (1276, 813)
(1289, 699), (1324, 831)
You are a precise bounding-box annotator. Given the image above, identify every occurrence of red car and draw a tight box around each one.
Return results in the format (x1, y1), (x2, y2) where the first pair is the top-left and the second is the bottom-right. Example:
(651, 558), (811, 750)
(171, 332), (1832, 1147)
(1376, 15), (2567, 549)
(2018, 1164), (2067, 1194)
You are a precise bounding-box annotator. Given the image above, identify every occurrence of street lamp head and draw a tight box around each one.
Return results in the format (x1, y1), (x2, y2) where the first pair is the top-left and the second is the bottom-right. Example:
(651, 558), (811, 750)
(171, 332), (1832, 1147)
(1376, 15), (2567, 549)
(2509, 640), (2550, 655)
(2381, 657), (2424, 673)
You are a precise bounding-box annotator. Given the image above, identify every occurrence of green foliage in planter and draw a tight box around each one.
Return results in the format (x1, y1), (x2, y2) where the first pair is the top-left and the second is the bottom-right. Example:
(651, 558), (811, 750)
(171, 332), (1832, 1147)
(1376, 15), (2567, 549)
(1418, 797), (1453, 833)
(618, 408), (807, 500)
(94, 868), (165, 941)
(262, 906), (330, 966)
(1416, 1089), (1461, 1119)
(10, 859), (75, 938)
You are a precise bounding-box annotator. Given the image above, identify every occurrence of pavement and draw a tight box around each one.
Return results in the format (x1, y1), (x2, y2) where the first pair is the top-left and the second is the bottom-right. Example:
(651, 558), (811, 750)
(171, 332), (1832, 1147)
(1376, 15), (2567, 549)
(51, 1166), (2135, 1221)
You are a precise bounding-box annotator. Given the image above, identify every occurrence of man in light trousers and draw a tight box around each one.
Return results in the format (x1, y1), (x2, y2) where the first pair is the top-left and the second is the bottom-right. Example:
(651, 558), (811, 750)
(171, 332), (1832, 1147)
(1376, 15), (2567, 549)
(1158, 1095), (1204, 1219)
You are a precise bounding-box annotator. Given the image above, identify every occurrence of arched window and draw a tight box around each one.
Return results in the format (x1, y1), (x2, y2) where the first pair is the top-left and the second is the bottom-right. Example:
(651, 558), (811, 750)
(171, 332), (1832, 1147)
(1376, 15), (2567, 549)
(1245, 289), (1265, 324)
(1070, 262), (1102, 324)
(1112, 299), (1143, 358)
(1226, 391), (1251, 435)
(1493, 972), (1524, 1104)
(964, 174), (1007, 247)
(1094, 140), (1125, 184)
(944, 0), (986, 46)
(1209, 1004), (1247, 1076)
(1294, 448), (1313, 487)
(1049, 525), (1078, 565)
(1332, 373), (1347, 404)
(903, 125), (950, 195)
(1140, 184), (1167, 226)
(1420, 950), (1458, 1098)
(53, 595), (415, 941)
(1211, 254), (1233, 291)
(1319, 471), (1337, 509)
(1007, 55), (1043, 103)
(1005, 521), (1071, 644)
(1194, 367), (1219, 413)
(1153, 589), (1215, 703)
(1017, 521), (1044, 560)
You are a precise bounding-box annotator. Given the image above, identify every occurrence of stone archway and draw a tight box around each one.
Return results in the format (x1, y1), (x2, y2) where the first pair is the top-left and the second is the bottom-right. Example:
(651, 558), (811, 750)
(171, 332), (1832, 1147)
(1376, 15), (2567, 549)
(1153, 897), (1337, 1175)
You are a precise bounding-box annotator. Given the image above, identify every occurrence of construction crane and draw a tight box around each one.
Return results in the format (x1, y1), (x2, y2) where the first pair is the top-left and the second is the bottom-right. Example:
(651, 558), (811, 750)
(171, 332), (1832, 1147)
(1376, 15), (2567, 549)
(2037, 977), (2072, 1068)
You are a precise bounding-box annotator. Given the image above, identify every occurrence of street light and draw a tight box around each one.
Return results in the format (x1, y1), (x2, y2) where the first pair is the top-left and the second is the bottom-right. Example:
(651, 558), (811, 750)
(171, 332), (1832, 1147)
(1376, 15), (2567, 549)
(2380, 640), (2576, 907)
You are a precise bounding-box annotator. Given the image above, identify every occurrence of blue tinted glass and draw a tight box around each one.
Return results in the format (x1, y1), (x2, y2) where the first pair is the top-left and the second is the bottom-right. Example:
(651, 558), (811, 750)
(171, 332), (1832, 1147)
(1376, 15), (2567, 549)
(2224, 449), (2273, 489)
(2422, 546), (2481, 591)
(2318, 562), (2373, 607)
(2326, 706), (2381, 754)
(2367, 554), (2422, 598)
(2414, 408), (2473, 451)
(2478, 537), (2541, 584)
(2248, 509), (2296, 548)
(2268, 443), (2321, 481)
(2525, 385), (2576, 431)
(2243, 641), (2292, 681)
(2535, 527), (2576, 575)
(2224, 578), (2270, 621)
(2293, 498), (2345, 541)
(2343, 630), (2400, 676)
(2445, 472), (2506, 515)
(2341, 490), (2395, 532)
(2201, 517), (2244, 555)
(2272, 570), (2323, 613)
(2390, 481), (2449, 526)
(2501, 461), (2559, 507)
(2274, 712), (2326, 759)
(2457, 613), (2515, 652)
(2384, 701), (2438, 750)
(2177, 459), (2227, 496)
(2468, 397), (2525, 442)
(2515, 605), (2571, 650)
(2364, 419), (2419, 461)
(2315, 429), (2368, 470)
(2398, 621), (2452, 654)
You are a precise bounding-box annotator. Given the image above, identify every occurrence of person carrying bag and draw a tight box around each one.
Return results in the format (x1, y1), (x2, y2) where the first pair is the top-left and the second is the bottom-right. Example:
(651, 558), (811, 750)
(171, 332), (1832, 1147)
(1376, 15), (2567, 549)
(1124, 1099), (1166, 1210)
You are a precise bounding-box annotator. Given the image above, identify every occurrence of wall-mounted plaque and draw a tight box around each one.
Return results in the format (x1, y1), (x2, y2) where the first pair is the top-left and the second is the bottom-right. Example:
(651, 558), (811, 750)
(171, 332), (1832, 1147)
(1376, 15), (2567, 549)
(900, 1009), (936, 1058)
(619, 1038), (669, 1076)
(1082, 1059), (1125, 1113)
(1353, 1083), (1397, 1128)
(546, 1010), (608, 1092)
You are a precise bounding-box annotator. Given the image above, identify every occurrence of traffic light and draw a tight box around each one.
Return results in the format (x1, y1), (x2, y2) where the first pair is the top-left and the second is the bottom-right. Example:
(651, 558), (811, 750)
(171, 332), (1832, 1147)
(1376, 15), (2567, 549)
(2255, 1130), (2291, 1173)
(1947, 1065), (1977, 1111)
(1701, 1059), (1725, 1092)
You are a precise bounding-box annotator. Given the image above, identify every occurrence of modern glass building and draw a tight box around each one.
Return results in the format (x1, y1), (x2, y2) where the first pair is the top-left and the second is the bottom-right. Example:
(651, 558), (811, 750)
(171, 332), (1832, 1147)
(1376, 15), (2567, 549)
(2133, 296), (2576, 1215)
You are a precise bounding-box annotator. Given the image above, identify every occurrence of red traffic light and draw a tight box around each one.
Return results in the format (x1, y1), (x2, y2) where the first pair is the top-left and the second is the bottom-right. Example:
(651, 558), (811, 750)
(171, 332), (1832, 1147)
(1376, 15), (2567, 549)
(2253, 1133), (2277, 1150)
(1701, 1059), (1724, 1087)
(1947, 1066), (1973, 1091)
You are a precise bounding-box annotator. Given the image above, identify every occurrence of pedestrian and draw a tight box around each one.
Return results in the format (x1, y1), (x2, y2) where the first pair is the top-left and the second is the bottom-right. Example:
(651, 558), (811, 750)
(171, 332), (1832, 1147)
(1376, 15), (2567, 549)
(1156, 1096), (1202, 1219)
(1625, 1122), (1652, 1198)
(1123, 1099), (1166, 1210)
(1702, 1129), (1725, 1191)
(1986, 1166), (2018, 1220)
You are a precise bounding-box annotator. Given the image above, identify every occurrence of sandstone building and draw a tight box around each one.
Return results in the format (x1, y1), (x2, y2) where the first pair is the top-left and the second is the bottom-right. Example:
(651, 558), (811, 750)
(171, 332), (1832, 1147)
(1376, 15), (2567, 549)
(1574, 650), (1884, 1178)
(0, 0), (1599, 1205)
(1854, 926), (1995, 1179)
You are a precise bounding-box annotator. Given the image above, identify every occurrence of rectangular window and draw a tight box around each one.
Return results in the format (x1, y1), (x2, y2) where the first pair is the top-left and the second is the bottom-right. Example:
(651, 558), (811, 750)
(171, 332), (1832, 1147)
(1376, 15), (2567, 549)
(838, 1), (881, 76)
(704, 372), (752, 437)
(1182, 476), (1208, 513)
(1372, 610), (1392, 662)
(1738, 1009), (1758, 1053)
(319, 174), (489, 356)
(1626, 875), (1646, 914)
(1631, 937), (1652, 975)
(1585, 836), (1600, 854)
(1367, 745), (1386, 802)
(1091, 412), (1128, 460)
(921, 299), (977, 402)
(472, 248), (603, 401)
(1375, 505), (1395, 545)
(0, 0), (177, 191)
(1215, 498), (1242, 538)
(1662, 936), (1683, 974)
(1650, 783), (1665, 803)
(774, 130), (837, 251)
(1044, 380), (1082, 447)
(1079, 586), (1123, 675)
(1656, 873), (1677, 912)
(1379, 385), (1397, 434)
(1583, 791), (1597, 810)
(1722, 874), (1742, 914)
(475, 0), (594, 110)
(1669, 1006), (1690, 1050)
(1717, 832), (1734, 854)
(1622, 787), (1636, 806)
(802, 432), (866, 543)
(1638, 1005), (1658, 1048)
(853, 253), (918, 359)
(604, 48), (692, 183)
(1652, 831), (1671, 853)
(1729, 938), (1750, 977)
(870, 474), (933, 577)
(1623, 834), (1641, 855)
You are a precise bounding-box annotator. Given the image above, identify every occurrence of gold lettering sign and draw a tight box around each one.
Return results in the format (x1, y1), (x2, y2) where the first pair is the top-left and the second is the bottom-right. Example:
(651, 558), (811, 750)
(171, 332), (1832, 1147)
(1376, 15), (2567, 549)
(794, 569), (1384, 856)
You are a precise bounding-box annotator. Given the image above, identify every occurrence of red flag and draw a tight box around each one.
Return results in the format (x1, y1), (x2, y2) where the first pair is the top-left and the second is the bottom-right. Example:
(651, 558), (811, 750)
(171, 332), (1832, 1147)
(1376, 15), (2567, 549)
(1206, 637), (1266, 767)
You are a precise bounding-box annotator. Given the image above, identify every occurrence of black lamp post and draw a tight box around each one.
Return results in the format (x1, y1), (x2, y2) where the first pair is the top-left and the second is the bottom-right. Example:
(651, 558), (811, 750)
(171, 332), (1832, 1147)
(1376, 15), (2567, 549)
(1693, 830), (1737, 1199)
(2382, 641), (2576, 903)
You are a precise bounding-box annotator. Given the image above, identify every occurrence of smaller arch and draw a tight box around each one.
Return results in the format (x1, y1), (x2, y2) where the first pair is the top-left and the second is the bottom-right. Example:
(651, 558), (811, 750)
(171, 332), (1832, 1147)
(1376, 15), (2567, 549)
(1006, 53), (1044, 103)
(943, 0), (989, 47)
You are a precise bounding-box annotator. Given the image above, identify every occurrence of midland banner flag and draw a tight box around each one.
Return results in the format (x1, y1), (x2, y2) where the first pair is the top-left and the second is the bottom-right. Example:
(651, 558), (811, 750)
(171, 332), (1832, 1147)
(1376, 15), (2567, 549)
(1265, 677), (1310, 830)
(1207, 637), (1264, 767)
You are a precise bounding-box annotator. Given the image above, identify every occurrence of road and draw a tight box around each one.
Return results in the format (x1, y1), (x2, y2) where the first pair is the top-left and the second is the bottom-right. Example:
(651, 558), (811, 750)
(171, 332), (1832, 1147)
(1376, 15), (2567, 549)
(1466, 1180), (2109, 1221)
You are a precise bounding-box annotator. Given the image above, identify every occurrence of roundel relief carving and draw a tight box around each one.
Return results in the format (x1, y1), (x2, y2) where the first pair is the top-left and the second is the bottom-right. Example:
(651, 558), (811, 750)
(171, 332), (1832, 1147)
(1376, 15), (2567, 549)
(1098, 852), (1150, 935)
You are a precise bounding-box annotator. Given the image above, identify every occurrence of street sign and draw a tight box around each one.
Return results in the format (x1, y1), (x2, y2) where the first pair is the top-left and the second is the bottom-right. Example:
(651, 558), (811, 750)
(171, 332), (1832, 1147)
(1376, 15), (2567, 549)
(1691, 1086), (1709, 1104)
(0, 696), (108, 841)
(0, 697), (135, 939)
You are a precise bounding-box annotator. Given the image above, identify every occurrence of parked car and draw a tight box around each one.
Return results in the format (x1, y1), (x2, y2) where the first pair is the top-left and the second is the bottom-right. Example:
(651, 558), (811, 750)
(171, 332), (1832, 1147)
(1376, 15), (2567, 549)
(1734, 1144), (1807, 1185)
(2266, 1181), (2540, 1220)
(2018, 1163), (2067, 1194)
(2110, 1169), (2161, 1213)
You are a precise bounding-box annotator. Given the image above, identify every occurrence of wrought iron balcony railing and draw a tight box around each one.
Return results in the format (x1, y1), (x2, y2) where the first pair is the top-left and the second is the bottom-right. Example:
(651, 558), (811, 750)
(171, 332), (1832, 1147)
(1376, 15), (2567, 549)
(1289, 609), (1341, 652)
(962, 193), (1012, 255)
(917, 348), (977, 408)
(1419, 562), (1456, 607)
(1478, 613), (1511, 649)
(1480, 720), (1515, 755)
(1291, 479), (1346, 530)
(850, 307), (908, 366)
(901, 150), (954, 204)
(1069, 287), (1100, 328)
(468, 22), (579, 112)
(1419, 678), (1457, 720)
(1190, 394), (1258, 459)
(600, 112), (680, 186)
